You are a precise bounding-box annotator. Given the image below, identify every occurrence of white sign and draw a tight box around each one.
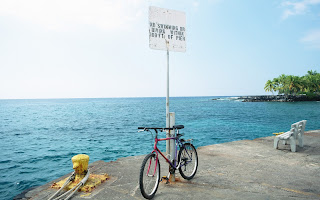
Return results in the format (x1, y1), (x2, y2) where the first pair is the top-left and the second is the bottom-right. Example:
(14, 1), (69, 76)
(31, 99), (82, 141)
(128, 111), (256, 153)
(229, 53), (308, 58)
(149, 6), (186, 52)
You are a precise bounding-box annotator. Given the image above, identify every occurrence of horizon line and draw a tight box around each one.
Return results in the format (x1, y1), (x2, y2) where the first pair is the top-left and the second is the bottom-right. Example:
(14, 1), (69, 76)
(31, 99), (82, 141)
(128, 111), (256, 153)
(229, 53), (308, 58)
(0, 94), (268, 100)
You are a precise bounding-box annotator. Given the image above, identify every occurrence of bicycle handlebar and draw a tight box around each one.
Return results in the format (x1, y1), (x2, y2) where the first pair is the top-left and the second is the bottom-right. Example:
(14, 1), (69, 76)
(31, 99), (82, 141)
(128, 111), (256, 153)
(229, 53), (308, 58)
(138, 125), (184, 130)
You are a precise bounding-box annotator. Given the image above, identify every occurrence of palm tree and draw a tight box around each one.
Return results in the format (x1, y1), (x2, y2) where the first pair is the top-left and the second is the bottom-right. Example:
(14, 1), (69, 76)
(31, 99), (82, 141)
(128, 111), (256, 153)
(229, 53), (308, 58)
(264, 80), (274, 94)
(265, 70), (320, 96)
(287, 75), (303, 94)
(277, 74), (288, 94)
(271, 77), (281, 94)
(307, 70), (318, 76)
(315, 73), (320, 94)
(303, 70), (319, 94)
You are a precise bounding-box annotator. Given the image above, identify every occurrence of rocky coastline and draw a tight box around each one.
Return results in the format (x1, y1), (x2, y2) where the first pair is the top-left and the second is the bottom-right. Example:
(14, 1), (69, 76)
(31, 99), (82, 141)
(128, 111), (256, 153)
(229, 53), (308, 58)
(239, 94), (320, 102)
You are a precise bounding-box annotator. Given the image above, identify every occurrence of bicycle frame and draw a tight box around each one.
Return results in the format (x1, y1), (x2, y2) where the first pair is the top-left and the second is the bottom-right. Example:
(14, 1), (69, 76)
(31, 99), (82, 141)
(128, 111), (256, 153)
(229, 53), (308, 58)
(152, 135), (178, 169)
(147, 130), (188, 177)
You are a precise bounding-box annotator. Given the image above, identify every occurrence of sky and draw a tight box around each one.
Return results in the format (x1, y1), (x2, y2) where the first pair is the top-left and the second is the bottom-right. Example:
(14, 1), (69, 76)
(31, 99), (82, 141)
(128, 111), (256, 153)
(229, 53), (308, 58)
(0, 0), (319, 99)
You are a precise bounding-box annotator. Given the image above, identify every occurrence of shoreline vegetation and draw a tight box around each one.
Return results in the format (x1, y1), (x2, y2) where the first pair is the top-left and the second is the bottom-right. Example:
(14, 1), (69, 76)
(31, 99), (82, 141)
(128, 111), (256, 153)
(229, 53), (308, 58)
(257, 70), (320, 102)
(264, 70), (320, 97)
(212, 70), (320, 102)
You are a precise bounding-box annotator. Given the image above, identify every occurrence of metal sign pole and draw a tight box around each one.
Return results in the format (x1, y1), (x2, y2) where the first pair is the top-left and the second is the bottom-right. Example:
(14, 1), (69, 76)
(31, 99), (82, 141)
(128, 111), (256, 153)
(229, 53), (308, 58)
(149, 6), (186, 183)
(166, 40), (170, 129)
(169, 112), (175, 182)
(166, 40), (176, 182)
(166, 40), (170, 157)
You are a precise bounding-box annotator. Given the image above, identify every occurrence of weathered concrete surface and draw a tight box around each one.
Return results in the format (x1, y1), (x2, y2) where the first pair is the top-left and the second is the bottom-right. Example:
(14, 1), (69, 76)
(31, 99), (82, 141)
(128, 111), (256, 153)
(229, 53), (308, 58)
(19, 130), (320, 200)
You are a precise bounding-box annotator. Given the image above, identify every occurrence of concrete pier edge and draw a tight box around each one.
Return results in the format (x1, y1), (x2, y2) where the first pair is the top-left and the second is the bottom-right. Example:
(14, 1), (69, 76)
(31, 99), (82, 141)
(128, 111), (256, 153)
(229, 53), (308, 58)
(16, 130), (320, 200)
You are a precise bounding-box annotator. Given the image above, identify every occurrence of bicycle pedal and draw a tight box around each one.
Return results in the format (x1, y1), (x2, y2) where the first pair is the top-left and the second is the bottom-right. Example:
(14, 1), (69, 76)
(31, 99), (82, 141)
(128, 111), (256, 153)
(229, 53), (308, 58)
(161, 176), (169, 184)
(161, 176), (168, 181)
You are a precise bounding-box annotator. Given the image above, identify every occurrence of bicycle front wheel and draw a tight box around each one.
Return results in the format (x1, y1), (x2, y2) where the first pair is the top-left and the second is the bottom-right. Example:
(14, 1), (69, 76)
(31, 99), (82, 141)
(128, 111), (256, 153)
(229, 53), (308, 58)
(178, 143), (198, 180)
(139, 153), (160, 199)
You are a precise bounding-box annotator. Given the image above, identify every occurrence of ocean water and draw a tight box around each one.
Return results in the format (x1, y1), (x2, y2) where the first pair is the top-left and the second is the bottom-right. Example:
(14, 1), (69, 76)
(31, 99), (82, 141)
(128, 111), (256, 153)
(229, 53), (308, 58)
(1, 97), (320, 200)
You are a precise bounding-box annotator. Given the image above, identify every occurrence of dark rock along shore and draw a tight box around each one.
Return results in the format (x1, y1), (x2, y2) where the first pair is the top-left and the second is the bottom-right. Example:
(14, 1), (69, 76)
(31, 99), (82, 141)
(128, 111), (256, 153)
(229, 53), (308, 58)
(239, 94), (320, 102)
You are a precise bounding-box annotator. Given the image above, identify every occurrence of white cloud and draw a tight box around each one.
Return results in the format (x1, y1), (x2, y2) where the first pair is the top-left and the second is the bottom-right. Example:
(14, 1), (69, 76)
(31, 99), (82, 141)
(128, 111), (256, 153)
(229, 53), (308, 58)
(301, 29), (320, 48)
(281, 0), (320, 19)
(0, 0), (146, 31)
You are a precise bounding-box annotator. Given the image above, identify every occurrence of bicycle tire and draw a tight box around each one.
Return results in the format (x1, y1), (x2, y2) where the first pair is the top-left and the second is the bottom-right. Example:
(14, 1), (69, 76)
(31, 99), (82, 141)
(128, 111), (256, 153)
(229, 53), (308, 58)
(178, 143), (198, 180)
(139, 153), (160, 199)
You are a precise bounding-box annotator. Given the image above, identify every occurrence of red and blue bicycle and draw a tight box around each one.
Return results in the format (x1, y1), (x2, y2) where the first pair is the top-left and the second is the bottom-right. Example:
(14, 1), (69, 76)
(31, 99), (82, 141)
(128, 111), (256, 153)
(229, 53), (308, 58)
(138, 125), (198, 199)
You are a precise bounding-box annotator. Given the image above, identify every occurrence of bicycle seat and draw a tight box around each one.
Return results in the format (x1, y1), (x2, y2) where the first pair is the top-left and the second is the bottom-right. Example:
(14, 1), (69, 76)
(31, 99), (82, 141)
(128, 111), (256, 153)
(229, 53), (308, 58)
(173, 125), (184, 129)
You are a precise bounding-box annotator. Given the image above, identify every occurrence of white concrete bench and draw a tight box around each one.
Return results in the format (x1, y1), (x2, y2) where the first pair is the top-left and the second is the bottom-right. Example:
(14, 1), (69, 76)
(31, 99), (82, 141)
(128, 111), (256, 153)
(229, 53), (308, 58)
(274, 120), (307, 152)
(297, 120), (307, 147)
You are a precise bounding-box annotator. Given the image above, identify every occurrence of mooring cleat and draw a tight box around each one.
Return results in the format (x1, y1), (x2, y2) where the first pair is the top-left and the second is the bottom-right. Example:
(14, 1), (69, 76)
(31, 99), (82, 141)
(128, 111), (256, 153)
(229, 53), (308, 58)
(48, 154), (91, 200)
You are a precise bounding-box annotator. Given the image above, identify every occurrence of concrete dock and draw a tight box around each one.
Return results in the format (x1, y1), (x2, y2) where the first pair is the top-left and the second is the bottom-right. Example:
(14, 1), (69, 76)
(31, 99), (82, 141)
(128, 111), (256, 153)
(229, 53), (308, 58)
(18, 130), (320, 200)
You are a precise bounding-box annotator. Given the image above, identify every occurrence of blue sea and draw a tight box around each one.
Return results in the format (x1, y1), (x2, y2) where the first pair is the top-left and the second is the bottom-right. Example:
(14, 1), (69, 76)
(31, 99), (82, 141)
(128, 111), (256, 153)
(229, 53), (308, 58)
(1, 97), (320, 200)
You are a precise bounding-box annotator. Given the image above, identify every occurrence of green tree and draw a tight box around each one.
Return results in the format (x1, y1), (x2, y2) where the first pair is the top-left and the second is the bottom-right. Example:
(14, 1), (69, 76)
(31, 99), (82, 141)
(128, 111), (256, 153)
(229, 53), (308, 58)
(277, 74), (289, 94)
(303, 70), (319, 94)
(287, 75), (303, 94)
(264, 70), (320, 96)
(264, 80), (274, 94)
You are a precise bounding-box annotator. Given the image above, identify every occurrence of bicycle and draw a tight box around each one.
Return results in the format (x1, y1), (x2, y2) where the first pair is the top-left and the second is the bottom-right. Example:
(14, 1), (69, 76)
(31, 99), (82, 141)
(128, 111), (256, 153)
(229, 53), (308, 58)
(137, 125), (198, 199)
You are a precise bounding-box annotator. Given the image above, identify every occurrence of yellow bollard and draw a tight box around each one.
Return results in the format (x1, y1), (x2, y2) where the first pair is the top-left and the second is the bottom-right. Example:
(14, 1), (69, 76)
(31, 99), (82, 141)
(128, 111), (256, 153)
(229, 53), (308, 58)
(72, 154), (89, 179)
(51, 154), (109, 193)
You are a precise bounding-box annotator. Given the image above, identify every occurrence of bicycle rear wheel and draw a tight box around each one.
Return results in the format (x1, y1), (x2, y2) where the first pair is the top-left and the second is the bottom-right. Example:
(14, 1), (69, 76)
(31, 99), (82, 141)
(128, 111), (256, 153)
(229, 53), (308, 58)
(139, 153), (160, 199)
(178, 143), (198, 180)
